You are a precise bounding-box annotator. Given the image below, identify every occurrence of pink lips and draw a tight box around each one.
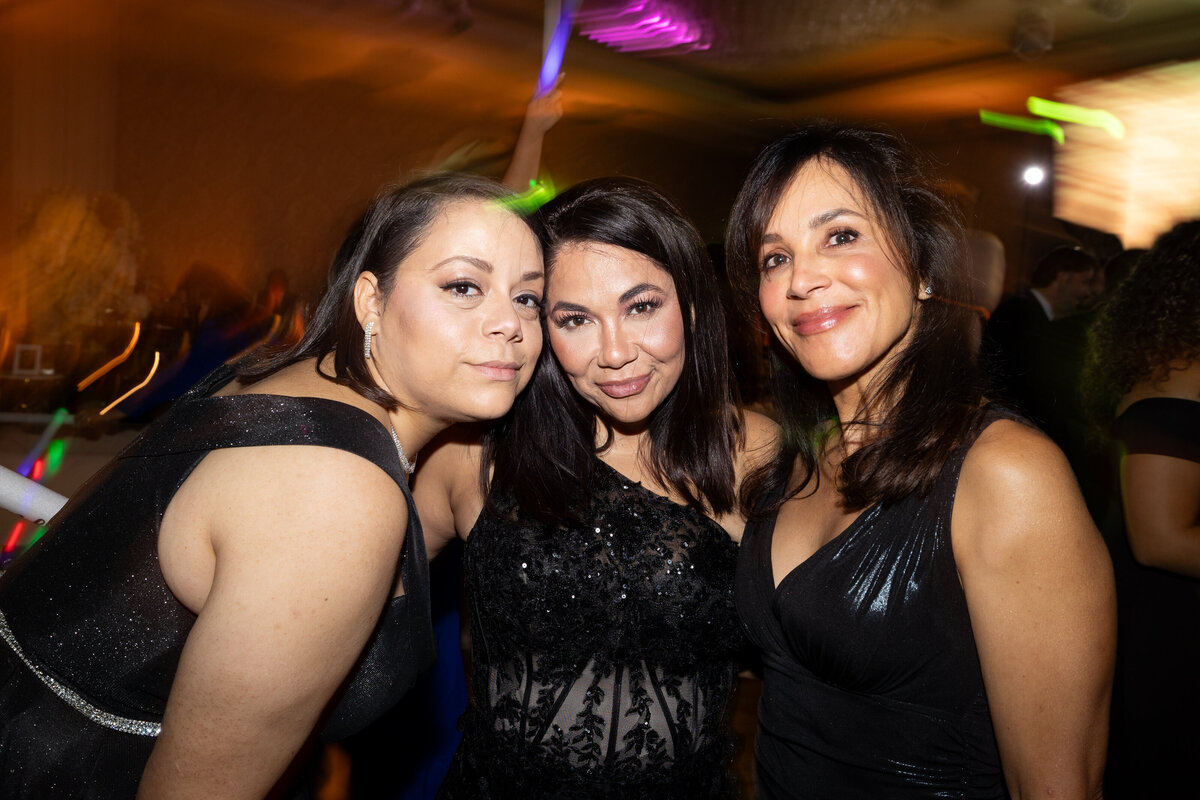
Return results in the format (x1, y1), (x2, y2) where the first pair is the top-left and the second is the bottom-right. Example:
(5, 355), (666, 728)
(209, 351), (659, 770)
(791, 306), (853, 336)
(473, 361), (521, 380)
(598, 374), (651, 399)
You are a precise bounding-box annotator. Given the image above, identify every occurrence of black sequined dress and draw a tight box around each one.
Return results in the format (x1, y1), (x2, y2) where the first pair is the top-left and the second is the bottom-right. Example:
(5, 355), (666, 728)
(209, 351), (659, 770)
(0, 366), (435, 798)
(736, 416), (1008, 799)
(438, 459), (746, 800)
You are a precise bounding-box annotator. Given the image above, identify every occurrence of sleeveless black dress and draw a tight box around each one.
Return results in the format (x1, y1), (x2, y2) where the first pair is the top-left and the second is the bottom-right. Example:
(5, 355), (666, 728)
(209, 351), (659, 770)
(438, 458), (746, 800)
(736, 418), (1007, 799)
(0, 366), (435, 798)
(1104, 397), (1200, 797)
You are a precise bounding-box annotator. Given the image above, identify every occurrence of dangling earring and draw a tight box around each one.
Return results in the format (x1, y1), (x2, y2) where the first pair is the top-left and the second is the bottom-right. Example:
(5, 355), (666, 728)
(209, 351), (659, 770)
(363, 321), (374, 359)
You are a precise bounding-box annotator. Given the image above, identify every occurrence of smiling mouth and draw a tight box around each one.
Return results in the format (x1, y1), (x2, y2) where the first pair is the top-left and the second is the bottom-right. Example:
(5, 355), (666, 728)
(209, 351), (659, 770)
(791, 306), (854, 336)
(598, 374), (651, 398)
(473, 361), (522, 380)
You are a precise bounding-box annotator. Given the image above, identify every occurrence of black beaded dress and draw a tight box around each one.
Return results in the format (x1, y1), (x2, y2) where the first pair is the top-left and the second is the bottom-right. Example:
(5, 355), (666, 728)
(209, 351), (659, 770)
(736, 416), (1008, 799)
(438, 458), (746, 800)
(0, 366), (435, 798)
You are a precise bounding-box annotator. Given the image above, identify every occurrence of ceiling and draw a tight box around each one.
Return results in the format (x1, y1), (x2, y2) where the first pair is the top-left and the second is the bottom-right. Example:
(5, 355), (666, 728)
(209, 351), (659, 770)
(9, 0), (1199, 144)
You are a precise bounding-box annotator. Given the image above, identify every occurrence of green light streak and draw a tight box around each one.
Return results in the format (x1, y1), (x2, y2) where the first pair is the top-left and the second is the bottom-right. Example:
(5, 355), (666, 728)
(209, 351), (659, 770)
(979, 110), (1065, 144)
(45, 439), (66, 477)
(1027, 97), (1125, 139)
(496, 177), (558, 216)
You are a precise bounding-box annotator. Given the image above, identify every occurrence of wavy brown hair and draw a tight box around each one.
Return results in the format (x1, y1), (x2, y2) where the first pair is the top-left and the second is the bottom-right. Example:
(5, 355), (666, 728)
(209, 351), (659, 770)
(1085, 220), (1200, 420)
(726, 122), (989, 513)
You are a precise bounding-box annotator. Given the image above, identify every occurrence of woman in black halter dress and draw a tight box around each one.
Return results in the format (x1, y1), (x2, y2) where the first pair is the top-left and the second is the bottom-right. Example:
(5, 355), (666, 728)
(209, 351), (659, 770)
(725, 124), (1116, 799)
(0, 174), (546, 797)
(414, 177), (777, 799)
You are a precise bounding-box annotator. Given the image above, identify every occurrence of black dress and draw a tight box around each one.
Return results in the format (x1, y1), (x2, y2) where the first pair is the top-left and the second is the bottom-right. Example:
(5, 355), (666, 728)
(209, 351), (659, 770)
(736, 419), (1007, 799)
(0, 366), (435, 798)
(1104, 397), (1200, 798)
(438, 458), (746, 799)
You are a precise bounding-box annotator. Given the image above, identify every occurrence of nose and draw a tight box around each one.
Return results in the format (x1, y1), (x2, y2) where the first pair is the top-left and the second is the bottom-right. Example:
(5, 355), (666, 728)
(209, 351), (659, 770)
(596, 322), (636, 369)
(785, 252), (830, 300)
(485, 296), (523, 342)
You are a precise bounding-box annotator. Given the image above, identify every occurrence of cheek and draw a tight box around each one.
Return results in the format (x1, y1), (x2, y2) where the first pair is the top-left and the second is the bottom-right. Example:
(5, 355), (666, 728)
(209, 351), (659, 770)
(549, 330), (590, 377)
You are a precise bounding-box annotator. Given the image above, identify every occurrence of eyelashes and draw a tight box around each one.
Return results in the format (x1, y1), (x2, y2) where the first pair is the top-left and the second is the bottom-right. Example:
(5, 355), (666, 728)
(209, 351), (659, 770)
(758, 227), (861, 271)
(550, 294), (663, 329)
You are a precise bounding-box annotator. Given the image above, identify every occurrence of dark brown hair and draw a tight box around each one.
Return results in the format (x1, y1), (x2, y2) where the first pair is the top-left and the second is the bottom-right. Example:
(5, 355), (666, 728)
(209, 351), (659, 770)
(726, 122), (988, 513)
(1085, 220), (1200, 420)
(238, 173), (536, 403)
(486, 177), (741, 523)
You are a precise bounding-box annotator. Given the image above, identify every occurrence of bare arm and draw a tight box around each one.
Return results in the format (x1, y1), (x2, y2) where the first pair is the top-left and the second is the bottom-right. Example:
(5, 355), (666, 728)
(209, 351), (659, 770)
(412, 429), (487, 558)
(501, 85), (562, 192)
(1121, 451), (1200, 577)
(953, 420), (1115, 799)
(717, 409), (779, 541)
(138, 446), (406, 799)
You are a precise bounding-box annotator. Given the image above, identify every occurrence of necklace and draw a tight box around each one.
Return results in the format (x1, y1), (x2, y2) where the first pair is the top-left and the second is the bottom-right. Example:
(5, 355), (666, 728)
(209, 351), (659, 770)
(389, 424), (416, 475)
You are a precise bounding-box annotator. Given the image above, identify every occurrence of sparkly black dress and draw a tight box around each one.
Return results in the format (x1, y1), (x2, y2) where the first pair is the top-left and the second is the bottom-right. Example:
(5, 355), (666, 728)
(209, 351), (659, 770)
(736, 417), (1008, 799)
(0, 366), (435, 798)
(438, 459), (746, 800)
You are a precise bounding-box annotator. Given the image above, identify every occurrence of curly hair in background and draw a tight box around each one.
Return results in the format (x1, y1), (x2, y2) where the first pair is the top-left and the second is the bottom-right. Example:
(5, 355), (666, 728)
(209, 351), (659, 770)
(1085, 219), (1200, 421)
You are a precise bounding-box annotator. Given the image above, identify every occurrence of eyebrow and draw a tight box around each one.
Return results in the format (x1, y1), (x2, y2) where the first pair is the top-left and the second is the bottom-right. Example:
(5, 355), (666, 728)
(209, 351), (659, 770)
(432, 256), (544, 283)
(549, 282), (665, 315)
(761, 207), (865, 245)
(619, 282), (664, 304)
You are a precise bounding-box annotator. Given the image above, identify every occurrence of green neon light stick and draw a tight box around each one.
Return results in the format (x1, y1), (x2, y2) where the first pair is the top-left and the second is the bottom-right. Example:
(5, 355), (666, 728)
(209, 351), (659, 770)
(979, 110), (1065, 144)
(1027, 97), (1125, 139)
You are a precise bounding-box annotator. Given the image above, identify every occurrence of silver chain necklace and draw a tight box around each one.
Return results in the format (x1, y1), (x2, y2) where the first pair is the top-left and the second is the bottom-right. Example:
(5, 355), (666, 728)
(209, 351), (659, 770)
(389, 424), (416, 474)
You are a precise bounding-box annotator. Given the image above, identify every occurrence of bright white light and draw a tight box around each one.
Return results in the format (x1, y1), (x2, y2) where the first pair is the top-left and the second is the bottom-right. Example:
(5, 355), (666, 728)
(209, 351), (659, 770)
(1023, 166), (1046, 186)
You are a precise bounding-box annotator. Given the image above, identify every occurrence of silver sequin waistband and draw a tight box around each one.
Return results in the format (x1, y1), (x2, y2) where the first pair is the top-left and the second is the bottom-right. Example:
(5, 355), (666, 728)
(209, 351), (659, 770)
(0, 609), (161, 736)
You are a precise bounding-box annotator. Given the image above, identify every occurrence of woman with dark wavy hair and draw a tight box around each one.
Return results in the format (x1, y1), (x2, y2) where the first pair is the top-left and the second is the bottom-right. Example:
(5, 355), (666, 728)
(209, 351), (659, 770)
(1084, 219), (1200, 796)
(414, 176), (776, 798)
(727, 123), (1115, 799)
(0, 173), (545, 798)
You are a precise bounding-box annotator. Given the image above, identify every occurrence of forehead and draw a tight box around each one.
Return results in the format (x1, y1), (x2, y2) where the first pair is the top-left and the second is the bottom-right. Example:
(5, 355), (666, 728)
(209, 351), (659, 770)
(548, 241), (675, 296)
(768, 159), (870, 224)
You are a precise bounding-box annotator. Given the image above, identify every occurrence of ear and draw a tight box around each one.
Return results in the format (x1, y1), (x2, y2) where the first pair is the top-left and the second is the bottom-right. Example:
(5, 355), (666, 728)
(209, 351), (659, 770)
(354, 271), (383, 328)
(915, 278), (933, 302)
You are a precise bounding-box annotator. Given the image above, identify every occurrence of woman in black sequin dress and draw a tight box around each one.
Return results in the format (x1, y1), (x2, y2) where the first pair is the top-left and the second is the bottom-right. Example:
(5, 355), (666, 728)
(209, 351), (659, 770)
(0, 174), (546, 798)
(725, 124), (1115, 799)
(414, 177), (777, 799)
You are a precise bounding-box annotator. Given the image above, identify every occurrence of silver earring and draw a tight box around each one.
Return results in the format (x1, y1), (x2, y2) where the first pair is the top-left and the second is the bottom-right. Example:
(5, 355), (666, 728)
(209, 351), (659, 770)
(923, 285), (934, 295)
(363, 321), (374, 359)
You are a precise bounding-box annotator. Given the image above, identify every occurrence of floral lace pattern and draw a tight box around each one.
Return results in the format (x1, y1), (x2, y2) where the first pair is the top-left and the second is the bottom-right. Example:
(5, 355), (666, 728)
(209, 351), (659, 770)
(440, 460), (746, 799)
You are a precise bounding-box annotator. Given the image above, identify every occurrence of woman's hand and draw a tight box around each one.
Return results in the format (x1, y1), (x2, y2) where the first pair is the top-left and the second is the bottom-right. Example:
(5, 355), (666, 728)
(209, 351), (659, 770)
(138, 444), (407, 799)
(953, 419), (1115, 800)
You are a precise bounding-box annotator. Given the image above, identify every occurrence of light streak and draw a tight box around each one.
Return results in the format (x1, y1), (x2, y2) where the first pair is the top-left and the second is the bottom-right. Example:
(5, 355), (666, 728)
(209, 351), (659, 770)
(100, 351), (160, 416)
(76, 322), (141, 390)
(537, 0), (581, 98)
(3, 521), (25, 557)
(17, 408), (70, 477)
(1027, 97), (1125, 139)
(979, 110), (1065, 144)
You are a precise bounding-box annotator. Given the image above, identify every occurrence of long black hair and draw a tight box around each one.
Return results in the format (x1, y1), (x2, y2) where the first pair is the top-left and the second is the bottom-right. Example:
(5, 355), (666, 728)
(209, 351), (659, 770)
(239, 173), (535, 403)
(726, 122), (987, 513)
(486, 177), (741, 524)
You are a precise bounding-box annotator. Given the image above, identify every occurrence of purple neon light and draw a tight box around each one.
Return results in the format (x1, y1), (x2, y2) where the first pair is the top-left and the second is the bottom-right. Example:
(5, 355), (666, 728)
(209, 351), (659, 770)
(576, 1), (709, 54)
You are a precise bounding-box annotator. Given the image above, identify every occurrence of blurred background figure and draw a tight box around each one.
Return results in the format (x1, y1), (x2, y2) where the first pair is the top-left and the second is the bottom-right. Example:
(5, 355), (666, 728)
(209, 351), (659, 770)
(981, 246), (1103, 478)
(1085, 219), (1200, 800)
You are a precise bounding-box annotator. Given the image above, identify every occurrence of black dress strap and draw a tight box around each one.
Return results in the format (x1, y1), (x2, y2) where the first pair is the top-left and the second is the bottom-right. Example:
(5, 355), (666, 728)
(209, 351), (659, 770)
(1113, 397), (1200, 462)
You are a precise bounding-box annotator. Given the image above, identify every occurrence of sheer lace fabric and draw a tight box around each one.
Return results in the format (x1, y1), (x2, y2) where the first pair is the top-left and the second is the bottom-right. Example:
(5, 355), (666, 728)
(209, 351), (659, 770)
(440, 459), (745, 799)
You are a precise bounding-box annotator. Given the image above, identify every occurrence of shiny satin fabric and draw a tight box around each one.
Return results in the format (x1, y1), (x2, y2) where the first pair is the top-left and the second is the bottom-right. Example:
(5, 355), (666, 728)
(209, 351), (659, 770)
(0, 365), (434, 797)
(736, 414), (1010, 799)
